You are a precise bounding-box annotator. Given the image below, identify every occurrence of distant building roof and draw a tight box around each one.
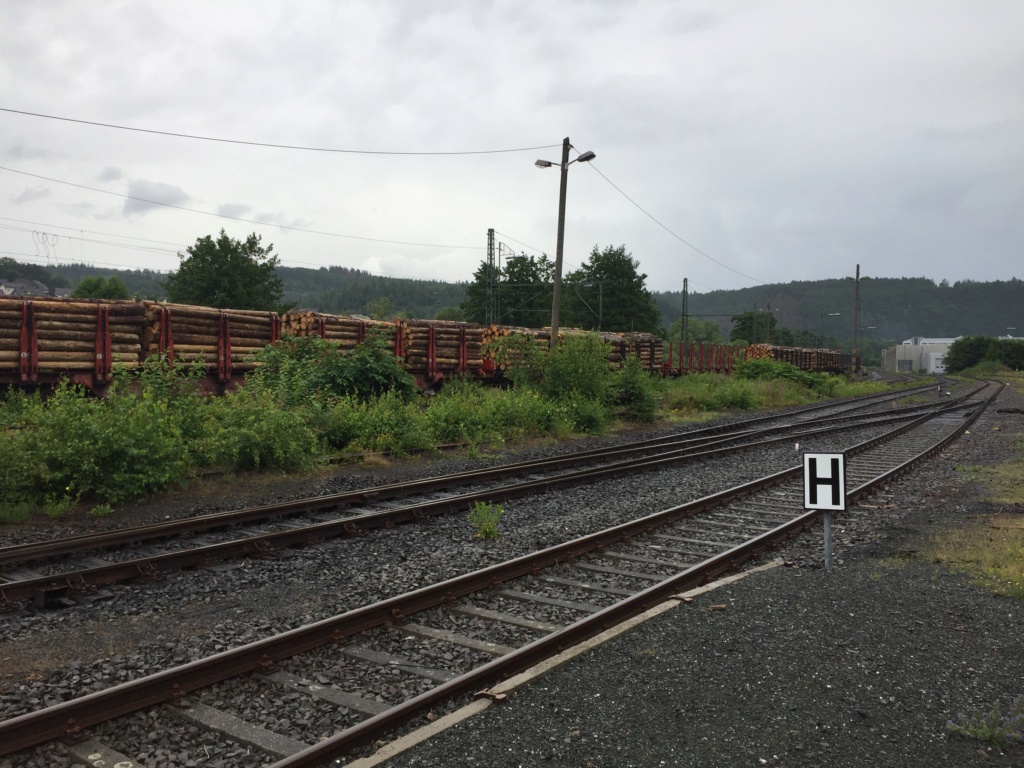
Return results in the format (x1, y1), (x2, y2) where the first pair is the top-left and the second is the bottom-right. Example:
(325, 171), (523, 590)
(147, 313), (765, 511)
(900, 336), (960, 346)
(0, 279), (63, 297)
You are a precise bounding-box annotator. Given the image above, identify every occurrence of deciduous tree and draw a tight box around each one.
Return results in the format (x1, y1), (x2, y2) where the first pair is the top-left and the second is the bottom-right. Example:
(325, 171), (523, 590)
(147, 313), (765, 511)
(164, 230), (284, 311)
(70, 275), (131, 300)
(563, 245), (660, 333)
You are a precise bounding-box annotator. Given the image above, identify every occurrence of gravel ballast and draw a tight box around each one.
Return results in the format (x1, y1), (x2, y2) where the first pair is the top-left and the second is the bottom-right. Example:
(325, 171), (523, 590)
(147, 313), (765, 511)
(2, 384), (1022, 767)
(377, 386), (1024, 768)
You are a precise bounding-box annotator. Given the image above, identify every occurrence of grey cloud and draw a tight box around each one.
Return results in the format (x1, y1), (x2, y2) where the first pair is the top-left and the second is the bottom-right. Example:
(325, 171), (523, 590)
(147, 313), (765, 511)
(218, 203), (252, 218)
(899, 185), (967, 217)
(122, 180), (190, 217)
(97, 167), (123, 182)
(255, 212), (309, 229)
(14, 187), (50, 204)
(4, 143), (56, 161)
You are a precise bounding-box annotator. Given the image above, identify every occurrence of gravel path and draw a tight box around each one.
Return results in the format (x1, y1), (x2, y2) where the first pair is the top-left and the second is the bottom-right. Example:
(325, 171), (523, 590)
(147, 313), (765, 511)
(2, 385), (1020, 767)
(378, 384), (1024, 768)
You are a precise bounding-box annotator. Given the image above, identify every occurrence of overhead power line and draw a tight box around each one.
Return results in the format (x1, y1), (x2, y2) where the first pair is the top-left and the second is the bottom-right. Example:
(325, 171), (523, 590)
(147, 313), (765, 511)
(0, 216), (189, 250)
(0, 107), (560, 156)
(0, 166), (483, 250)
(580, 156), (765, 287)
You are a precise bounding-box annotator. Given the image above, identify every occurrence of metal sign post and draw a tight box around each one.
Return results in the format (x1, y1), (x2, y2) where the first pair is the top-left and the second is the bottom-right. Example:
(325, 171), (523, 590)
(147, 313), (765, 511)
(803, 452), (847, 572)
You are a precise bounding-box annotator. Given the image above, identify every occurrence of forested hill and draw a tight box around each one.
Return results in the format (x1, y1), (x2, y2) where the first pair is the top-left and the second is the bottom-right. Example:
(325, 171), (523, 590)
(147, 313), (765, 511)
(3, 257), (1020, 343)
(276, 265), (467, 319)
(0, 259), (467, 320)
(653, 277), (1024, 343)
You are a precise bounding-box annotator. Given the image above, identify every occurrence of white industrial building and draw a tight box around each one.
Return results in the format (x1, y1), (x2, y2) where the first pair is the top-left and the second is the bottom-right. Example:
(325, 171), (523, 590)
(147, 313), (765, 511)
(882, 337), (960, 374)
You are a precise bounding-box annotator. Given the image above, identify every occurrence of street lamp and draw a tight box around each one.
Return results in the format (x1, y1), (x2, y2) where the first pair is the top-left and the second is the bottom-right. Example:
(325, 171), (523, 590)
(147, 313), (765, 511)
(535, 137), (596, 349)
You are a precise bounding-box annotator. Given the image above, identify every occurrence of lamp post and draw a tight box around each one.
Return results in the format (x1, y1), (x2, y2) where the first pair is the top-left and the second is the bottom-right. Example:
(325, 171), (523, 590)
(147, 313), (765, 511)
(535, 137), (596, 349)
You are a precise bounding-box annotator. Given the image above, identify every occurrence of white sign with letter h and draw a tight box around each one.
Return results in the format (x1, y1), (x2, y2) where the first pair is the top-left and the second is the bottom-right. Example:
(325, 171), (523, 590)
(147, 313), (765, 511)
(803, 452), (846, 511)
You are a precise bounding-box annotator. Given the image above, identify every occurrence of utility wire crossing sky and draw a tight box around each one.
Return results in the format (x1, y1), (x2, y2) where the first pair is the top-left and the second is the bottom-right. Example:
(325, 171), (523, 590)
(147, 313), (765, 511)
(1, 1), (1021, 293)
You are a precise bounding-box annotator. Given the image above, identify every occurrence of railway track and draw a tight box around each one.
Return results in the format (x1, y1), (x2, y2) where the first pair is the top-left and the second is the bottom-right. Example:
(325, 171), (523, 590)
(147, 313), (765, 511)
(0, 381), (976, 610)
(0, 379), (1002, 765)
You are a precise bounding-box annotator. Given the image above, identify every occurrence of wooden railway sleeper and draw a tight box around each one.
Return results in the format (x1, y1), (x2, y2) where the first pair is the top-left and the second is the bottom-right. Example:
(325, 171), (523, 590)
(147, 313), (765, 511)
(32, 583), (69, 609)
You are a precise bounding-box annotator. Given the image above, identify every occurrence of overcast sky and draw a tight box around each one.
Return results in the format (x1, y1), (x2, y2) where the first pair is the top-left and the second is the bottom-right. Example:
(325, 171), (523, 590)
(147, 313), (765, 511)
(1, 1), (1021, 295)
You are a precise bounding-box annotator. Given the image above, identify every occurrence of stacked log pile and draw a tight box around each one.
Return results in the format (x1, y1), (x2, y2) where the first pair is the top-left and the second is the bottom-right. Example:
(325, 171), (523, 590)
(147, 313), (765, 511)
(281, 311), (398, 351)
(763, 344), (845, 373)
(621, 332), (663, 371)
(745, 343), (774, 361)
(480, 326), (663, 372)
(0, 297), (146, 373)
(0, 298), (23, 370)
(401, 319), (484, 372)
(143, 302), (277, 371)
(481, 325), (548, 371)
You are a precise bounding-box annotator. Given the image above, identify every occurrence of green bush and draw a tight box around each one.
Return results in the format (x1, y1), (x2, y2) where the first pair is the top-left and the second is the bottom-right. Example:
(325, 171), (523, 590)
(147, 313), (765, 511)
(2, 377), (192, 505)
(202, 387), (321, 471)
(555, 396), (606, 434)
(482, 386), (559, 439)
(616, 356), (658, 422)
(318, 395), (367, 450)
(249, 332), (418, 405)
(425, 384), (494, 444)
(350, 390), (432, 454)
(542, 334), (615, 403)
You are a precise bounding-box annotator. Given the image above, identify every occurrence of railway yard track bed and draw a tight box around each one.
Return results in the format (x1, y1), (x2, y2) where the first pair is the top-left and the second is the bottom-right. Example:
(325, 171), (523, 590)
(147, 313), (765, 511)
(2, 381), (1022, 767)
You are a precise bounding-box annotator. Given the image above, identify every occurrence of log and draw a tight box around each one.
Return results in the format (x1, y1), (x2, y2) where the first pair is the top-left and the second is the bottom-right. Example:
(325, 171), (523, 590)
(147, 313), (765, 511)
(33, 330), (142, 344)
(37, 339), (140, 353)
(35, 320), (99, 333)
(145, 302), (277, 319)
(169, 344), (219, 354)
(30, 301), (145, 316)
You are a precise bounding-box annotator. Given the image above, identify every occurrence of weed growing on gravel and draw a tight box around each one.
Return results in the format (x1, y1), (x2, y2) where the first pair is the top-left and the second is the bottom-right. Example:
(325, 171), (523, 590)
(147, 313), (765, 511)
(469, 500), (504, 539)
(925, 515), (1024, 598)
(90, 504), (114, 517)
(948, 697), (1024, 749)
(43, 492), (77, 518)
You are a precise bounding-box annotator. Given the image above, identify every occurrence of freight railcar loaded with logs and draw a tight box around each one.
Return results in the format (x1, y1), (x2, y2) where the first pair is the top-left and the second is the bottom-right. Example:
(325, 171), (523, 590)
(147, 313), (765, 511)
(0, 297), (859, 391)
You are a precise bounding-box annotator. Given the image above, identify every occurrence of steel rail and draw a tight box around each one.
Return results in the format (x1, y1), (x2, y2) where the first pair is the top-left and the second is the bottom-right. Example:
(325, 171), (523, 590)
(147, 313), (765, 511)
(0, 398), (978, 608)
(270, 382), (1002, 767)
(0, 383), (974, 573)
(0, 380), (947, 568)
(0, 382), (997, 757)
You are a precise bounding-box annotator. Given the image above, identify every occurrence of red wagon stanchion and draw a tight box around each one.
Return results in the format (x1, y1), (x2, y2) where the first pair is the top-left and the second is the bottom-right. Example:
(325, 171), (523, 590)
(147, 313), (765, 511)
(217, 313), (232, 383)
(458, 326), (468, 376)
(157, 306), (175, 365)
(427, 324), (437, 380)
(19, 301), (39, 383)
(94, 304), (113, 383)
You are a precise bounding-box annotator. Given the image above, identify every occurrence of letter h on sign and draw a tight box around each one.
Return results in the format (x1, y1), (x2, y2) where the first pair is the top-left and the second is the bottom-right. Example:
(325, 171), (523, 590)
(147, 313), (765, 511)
(803, 452), (846, 511)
